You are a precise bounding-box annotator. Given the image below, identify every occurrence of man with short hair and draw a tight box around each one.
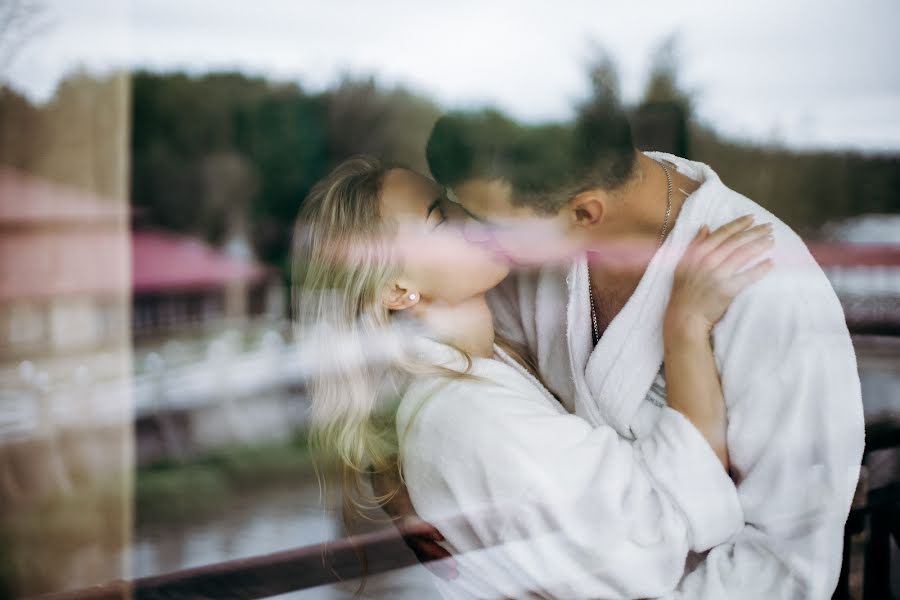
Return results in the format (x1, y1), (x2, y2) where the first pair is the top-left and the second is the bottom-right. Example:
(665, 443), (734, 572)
(414, 105), (865, 599)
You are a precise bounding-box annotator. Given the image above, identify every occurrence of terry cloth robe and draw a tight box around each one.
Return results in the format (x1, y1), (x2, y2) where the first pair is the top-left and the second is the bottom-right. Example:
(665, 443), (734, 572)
(487, 151), (866, 599)
(397, 336), (743, 600)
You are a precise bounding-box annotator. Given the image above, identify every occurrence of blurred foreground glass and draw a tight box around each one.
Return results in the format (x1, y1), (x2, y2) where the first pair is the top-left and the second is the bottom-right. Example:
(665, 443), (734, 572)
(0, 73), (133, 595)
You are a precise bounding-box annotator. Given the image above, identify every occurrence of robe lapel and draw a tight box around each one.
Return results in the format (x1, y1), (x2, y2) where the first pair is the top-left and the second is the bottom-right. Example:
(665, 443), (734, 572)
(566, 152), (721, 435)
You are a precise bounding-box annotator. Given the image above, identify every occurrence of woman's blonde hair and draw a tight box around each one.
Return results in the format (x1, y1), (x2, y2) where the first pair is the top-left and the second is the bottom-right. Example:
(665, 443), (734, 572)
(292, 156), (401, 523)
(292, 155), (542, 539)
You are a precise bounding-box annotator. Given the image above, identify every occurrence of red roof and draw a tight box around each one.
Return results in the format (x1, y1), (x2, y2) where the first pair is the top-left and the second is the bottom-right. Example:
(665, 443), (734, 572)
(132, 230), (269, 294)
(0, 168), (270, 300)
(0, 228), (129, 300)
(5, 168), (897, 300)
(0, 229), (271, 300)
(0, 169), (128, 300)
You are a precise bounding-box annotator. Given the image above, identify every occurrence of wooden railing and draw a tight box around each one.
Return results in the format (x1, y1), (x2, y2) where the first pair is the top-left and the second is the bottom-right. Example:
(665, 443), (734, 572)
(29, 331), (900, 600)
(28, 418), (898, 600)
(32, 520), (439, 600)
(833, 419), (900, 600)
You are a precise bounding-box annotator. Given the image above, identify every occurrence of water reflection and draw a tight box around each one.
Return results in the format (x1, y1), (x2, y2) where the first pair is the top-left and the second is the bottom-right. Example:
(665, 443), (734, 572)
(133, 483), (341, 598)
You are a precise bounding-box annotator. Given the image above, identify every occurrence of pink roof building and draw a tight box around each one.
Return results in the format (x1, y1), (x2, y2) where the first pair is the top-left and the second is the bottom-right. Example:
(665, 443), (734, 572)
(0, 168), (279, 357)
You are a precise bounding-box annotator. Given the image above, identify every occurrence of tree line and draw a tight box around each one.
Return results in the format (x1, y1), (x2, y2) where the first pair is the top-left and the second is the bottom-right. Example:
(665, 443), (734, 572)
(1, 53), (897, 284)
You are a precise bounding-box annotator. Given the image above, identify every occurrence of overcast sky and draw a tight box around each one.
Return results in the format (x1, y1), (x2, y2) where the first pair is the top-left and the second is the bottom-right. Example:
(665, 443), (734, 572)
(4, 0), (900, 152)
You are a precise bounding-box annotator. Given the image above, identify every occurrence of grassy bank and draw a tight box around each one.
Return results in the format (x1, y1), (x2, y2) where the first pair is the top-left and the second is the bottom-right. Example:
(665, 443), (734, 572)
(136, 432), (318, 526)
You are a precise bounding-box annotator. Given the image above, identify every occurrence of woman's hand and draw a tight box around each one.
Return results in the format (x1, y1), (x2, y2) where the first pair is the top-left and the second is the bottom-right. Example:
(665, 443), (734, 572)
(665, 215), (774, 341)
(662, 215), (774, 469)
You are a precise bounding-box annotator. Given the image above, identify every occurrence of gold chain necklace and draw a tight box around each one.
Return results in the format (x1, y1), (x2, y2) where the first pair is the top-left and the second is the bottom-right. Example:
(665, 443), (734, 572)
(588, 160), (673, 346)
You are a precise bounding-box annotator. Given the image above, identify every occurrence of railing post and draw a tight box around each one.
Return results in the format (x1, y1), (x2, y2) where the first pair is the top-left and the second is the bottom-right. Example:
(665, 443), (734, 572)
(147, 352), (183, 463)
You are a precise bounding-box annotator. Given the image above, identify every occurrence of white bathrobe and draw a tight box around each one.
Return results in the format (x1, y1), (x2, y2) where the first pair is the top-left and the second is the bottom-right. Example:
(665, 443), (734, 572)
(487, 152), (866, 599)
(397, 337), (743, 599)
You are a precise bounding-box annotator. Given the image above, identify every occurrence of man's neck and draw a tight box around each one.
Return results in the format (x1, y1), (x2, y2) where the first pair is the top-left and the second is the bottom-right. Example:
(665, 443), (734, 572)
(589, 153), (696, 281)
(415, 295), (495, 358)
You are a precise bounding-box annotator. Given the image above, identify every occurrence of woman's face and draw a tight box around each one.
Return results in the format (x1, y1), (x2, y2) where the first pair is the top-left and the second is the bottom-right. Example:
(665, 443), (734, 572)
(379, 168), (510, 306)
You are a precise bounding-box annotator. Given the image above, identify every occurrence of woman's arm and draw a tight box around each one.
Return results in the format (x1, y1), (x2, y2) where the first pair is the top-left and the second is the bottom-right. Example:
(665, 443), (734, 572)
(663, 327), (730, 467)
(662, 216), (774, 467)
(400, 375), (743, 599)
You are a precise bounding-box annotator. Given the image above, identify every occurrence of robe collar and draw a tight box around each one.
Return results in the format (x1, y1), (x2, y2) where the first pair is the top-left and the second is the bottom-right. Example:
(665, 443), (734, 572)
(565, 152), (723, 434)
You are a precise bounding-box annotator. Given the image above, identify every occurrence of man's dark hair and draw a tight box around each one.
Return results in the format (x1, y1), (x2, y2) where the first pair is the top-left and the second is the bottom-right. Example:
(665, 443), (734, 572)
(426, 102), (637, 215)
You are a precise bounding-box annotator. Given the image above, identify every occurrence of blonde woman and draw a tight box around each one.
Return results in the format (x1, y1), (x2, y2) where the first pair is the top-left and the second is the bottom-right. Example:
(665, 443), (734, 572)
(293, 156), (772, 599)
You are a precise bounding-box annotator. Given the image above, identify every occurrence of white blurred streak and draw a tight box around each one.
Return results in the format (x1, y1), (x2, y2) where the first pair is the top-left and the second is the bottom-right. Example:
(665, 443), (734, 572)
(0, 363), (40, 441)
(823, 214), (900, 245)
(0, 326), (302, 446)
(293, 287), (422, 379)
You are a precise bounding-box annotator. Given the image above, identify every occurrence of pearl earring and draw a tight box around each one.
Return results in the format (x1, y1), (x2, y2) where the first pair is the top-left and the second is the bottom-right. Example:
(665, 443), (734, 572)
(408, 293), (418, 302)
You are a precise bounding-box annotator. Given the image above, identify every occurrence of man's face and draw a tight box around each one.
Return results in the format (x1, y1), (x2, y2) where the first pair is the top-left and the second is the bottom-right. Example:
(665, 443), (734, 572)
(449, 178), (583, 267)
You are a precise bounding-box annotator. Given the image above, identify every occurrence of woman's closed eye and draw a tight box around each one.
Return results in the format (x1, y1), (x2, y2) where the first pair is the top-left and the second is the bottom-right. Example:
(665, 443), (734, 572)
(434, 204), (448, 228)
(426, 197), (450, 229)
(426, 196), (457, 230)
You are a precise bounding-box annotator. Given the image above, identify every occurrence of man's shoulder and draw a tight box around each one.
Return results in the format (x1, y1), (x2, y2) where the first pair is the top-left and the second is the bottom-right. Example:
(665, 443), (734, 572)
(698, 180), (848, 334)
(701, 176), (791, 234)
(697, 174), (826, 279)
(663, 153), (790, 229)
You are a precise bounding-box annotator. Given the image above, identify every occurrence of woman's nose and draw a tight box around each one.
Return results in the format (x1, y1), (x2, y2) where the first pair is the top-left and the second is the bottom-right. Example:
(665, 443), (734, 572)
(462, 217), (492, 244)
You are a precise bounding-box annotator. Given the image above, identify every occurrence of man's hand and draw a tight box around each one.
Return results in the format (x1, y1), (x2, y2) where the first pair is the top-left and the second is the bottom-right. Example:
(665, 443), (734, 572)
(370, 464), (458, 580)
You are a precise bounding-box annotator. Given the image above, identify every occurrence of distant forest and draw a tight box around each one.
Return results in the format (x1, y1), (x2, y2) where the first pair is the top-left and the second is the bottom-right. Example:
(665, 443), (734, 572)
(2, 47), (898, 280)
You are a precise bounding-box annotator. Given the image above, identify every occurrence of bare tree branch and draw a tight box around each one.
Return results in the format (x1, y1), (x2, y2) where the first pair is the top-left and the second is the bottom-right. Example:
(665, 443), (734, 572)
(0, 0), (54, 82)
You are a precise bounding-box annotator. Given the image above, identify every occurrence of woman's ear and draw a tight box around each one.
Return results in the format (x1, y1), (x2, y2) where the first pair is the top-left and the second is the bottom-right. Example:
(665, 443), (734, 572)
(568, 190), (606, 228)
(381, 283), (420, 311)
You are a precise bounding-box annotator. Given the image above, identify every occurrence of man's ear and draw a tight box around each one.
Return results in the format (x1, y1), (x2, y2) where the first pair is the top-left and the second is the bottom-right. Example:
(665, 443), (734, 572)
(382, 283), (420, 311)
(568, 190), (606, 228)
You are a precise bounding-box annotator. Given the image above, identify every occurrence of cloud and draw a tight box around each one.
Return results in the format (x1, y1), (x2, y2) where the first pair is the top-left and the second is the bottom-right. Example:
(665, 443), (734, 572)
(4, 0), (899, 151)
